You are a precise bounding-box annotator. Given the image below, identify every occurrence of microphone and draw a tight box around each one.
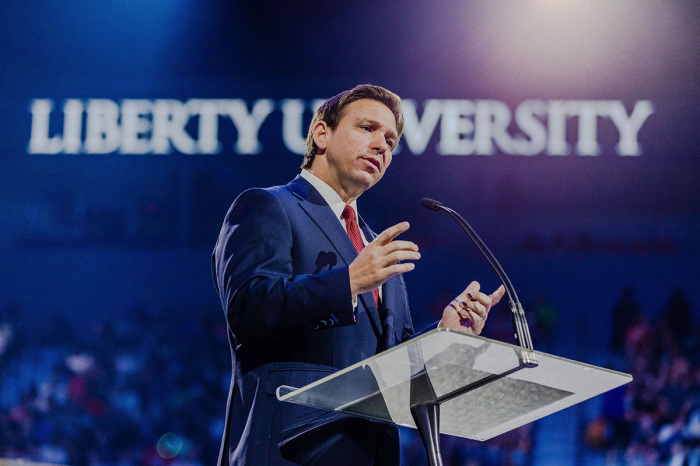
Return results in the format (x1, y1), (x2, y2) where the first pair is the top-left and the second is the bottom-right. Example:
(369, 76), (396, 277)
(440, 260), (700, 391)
(420, 198), (537, 367)
(419, 198), (442, 211)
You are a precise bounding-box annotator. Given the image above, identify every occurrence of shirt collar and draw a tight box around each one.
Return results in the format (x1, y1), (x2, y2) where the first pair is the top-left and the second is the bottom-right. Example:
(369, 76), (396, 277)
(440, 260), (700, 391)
(300, 169), (359, 222)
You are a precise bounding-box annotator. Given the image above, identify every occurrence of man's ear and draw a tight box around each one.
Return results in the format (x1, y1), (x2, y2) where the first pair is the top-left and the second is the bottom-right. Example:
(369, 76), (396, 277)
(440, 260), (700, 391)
(312, 121), (330, 152)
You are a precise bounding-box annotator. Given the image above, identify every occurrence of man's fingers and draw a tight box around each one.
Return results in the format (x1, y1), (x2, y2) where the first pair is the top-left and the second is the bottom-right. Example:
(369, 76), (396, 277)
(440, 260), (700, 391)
(462, 283), (505, 319)
(375, 222), (410, 245)
(449, 300), (470, 320)
(384, 250), (421, 266)
(384, 240), (419, 253)
(489, 285), (506, 306)
(467, 291), (491, 307)
(465, 284), (505, 309)
(460, 298), (487, 319)
(465, 281), (481, 293)
(376, 262), (416, 282)
(472, 302), (487, 319)
(384, 262), (415, 277)
(467, 310), (485, 333)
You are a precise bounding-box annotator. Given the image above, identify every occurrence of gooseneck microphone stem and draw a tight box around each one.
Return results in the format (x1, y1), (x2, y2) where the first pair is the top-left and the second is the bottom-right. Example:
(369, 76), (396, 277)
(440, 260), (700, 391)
(421, 198), (537, 366)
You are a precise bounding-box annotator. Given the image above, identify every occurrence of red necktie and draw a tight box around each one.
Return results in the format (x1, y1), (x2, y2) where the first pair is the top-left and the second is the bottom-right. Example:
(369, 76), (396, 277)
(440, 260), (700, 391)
(342, 205), (380, 309)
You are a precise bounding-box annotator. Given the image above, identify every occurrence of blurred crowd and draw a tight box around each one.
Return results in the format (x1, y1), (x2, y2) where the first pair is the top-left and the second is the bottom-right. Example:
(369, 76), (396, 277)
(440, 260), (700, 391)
(586, 288), (700, 465)
(1, 286), (696, 465)
(0, 304), (229, 464)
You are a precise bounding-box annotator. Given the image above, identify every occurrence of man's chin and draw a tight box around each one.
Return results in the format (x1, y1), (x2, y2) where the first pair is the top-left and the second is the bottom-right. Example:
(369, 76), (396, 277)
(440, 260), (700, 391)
(355, 171), (381, 191)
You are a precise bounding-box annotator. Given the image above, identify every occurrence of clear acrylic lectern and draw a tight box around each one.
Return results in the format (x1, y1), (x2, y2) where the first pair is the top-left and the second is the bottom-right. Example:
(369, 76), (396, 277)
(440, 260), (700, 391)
(277, 329), (632, 465)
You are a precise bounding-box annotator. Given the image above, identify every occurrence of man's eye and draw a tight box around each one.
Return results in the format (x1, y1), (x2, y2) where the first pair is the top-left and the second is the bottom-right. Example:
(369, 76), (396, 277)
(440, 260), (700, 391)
(386, 139), (394, 149)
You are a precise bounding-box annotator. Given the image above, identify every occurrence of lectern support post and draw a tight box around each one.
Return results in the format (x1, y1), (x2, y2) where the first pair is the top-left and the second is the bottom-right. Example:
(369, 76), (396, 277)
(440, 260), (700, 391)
(408, 360), (530, 466)
(410, 402), (442, 466)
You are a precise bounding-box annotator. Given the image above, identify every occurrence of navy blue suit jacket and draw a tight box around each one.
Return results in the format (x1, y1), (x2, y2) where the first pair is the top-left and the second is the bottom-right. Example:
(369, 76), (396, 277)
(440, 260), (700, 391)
(212, 176), (414, 465)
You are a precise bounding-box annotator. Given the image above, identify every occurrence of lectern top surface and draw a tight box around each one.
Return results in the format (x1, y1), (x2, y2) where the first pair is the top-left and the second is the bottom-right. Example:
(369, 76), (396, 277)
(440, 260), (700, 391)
(277, 329), (632, 440)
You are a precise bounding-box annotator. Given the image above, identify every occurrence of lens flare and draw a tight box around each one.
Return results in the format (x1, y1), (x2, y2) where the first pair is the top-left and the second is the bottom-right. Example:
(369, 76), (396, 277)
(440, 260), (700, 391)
(157, 432), (183, 459)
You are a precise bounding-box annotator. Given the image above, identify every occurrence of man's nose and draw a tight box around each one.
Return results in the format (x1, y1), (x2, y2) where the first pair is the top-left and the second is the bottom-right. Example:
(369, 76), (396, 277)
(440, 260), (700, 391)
(370, 133), (389, 153)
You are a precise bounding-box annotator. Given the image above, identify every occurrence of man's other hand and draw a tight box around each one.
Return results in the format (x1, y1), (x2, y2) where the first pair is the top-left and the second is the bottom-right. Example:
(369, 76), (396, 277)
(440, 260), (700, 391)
(439, 281), (505, 335)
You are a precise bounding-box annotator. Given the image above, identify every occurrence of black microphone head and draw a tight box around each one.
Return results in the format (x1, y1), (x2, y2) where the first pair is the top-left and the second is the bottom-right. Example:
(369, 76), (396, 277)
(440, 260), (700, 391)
(420, 198), (442, 211)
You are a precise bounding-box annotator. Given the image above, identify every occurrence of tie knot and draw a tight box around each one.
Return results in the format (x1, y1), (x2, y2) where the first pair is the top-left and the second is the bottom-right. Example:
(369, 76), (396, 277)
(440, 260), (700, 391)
(342, 204), (356, 222)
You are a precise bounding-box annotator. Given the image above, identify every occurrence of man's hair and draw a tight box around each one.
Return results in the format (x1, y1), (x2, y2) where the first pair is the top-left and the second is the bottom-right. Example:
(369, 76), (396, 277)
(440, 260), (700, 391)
(301, 84), (404, 169)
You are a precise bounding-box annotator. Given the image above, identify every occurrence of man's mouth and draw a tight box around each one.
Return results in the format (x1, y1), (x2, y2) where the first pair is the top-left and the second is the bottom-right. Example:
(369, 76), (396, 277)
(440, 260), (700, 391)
(362, 157), (381, 172)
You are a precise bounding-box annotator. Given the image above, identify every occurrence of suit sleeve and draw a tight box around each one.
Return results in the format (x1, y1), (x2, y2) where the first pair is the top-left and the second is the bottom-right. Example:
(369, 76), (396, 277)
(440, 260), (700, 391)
(212, 188), (356, 345)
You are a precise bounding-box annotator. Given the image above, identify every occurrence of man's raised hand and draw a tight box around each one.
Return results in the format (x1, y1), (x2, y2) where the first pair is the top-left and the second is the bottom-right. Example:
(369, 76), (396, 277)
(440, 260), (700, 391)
(349, 222), (420, 297)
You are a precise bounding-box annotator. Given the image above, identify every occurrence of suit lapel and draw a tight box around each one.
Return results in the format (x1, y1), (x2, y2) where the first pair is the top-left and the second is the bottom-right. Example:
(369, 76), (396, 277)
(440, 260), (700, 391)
(289, 176), (357, 266)
(288, 176), (384, 336)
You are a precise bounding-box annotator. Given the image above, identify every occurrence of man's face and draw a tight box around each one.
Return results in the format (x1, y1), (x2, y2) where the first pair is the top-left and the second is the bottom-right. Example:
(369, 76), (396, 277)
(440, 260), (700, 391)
(319, 99), (399, 200)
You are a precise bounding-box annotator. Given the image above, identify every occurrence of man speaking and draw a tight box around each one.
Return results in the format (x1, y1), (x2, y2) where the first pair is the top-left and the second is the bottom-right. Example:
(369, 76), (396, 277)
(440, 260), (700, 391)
(212, 84), (504, 465)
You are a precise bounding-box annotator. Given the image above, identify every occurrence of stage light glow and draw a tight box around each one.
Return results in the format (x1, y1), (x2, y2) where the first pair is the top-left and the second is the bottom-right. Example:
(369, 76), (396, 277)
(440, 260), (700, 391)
(470, 0), (675, 91)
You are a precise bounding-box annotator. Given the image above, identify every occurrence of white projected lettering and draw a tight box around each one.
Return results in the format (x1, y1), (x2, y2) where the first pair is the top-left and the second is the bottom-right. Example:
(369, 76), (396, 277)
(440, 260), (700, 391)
(121, 99), (152, 154)
(85, 99), (121, 154)
(188, 99), (222, 154)
(436, 99), (477, 155)
(219, 99), (274, 154)
(402, 99), (443, 154)
(28, 99), (63, 154)
(27, 98), (654, 156)
(280, 99), (307, 155)
(513, 100), (547, 155)
(607, 100), (655, 156)
(152, 99), (198, 154)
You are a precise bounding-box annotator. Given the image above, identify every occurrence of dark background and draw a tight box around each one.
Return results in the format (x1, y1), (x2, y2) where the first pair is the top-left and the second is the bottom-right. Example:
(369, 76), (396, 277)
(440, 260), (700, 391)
(1, 0), (699, 464)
